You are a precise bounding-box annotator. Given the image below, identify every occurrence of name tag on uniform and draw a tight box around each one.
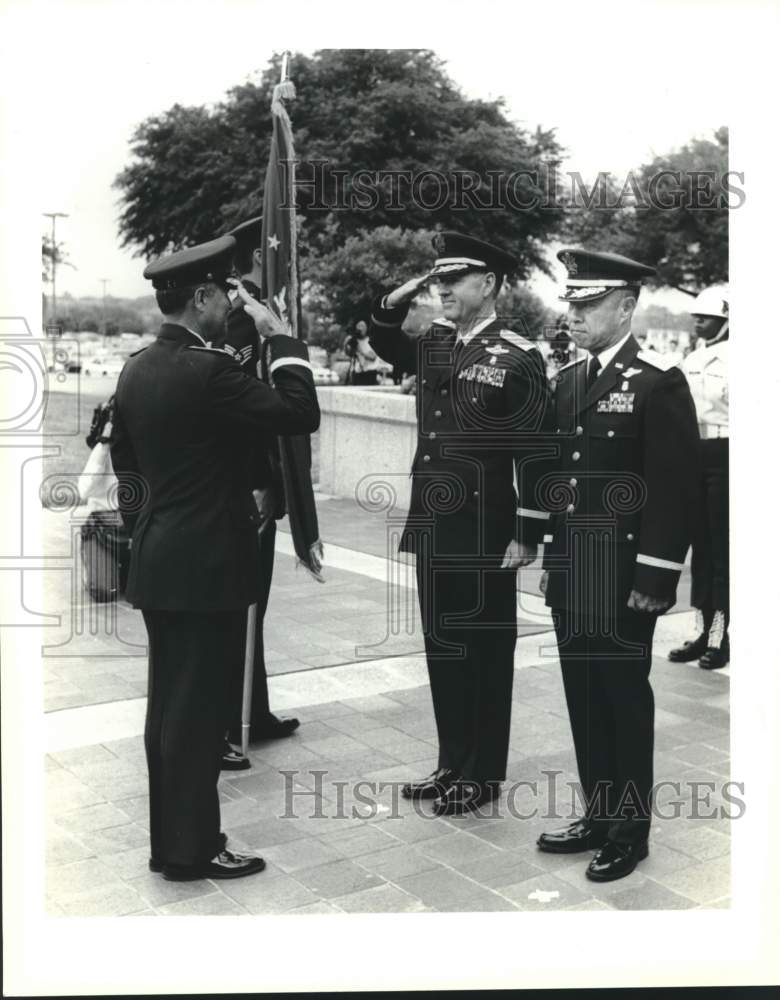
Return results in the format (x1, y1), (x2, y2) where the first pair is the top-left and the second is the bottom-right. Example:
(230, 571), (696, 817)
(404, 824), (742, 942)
(458, 363), (507, 388)
(597, 391), (635, 413)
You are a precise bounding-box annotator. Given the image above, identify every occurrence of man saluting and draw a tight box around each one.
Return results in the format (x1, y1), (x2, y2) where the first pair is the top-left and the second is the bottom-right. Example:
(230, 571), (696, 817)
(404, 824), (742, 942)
(370, 232), (551, 816)
(111, 236), (319, 881)
(536, 249), (699, 881)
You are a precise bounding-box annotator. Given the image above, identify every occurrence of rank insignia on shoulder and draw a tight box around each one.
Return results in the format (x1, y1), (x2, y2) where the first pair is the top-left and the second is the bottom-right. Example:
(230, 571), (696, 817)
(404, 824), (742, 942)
(637, 349), (679, 371)
(187, 345), (230, 355)
(499, 329), (535, 352)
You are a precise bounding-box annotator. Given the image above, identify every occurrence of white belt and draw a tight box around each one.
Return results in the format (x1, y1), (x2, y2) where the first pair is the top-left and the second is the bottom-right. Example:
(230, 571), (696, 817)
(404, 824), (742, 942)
(699, 423), (728, 440)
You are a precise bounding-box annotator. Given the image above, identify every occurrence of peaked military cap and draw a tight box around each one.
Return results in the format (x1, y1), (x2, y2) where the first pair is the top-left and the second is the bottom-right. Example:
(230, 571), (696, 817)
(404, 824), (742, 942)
(143, 235), (237, 291)
(429, 231), (517, 279)
(228, 215), (263, 247)
(557, 248), (656, 303)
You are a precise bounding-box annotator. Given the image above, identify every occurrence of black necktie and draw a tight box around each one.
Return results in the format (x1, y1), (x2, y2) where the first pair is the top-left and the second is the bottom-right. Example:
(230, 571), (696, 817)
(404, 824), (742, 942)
(587, 355), (602, 389)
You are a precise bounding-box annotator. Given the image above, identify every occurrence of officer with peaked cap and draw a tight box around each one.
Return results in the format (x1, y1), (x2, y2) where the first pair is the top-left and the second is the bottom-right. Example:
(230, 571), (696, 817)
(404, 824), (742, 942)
(110, 236), (319, 881)
(212, 215), (300, 772)
(369, 231), (552, 816)
(535, 248), (700, 881)
(669, 285), (730, 670)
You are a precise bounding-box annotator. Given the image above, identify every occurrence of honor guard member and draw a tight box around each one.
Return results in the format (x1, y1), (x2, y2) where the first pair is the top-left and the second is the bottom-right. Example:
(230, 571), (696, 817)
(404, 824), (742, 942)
(536, 249), (699, 881)
(370, 232), (552, 816)
(215, 216), (300, 772)
(669, 286), (730, 669)
(111, 236), (319, 881)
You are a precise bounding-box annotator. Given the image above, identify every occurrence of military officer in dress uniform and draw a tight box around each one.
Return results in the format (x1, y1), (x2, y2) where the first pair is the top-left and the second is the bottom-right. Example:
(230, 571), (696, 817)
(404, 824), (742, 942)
(536, 249), (700, 881)
(213, 216), (300, 772)
(111, 237), (319, 880)
(369, 232), (551, 816)
(669, 286), (730, 670)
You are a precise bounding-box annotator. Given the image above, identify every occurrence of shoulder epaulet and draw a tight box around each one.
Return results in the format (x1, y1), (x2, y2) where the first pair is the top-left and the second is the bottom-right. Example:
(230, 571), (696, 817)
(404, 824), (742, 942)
(499, 329), (536, 352)
(431, 317), (456, 328)
(129, 346), (149, 357)
(559, 356), (586, 373)
(187, 345), (230, 356)
(637, 349), (680, 371)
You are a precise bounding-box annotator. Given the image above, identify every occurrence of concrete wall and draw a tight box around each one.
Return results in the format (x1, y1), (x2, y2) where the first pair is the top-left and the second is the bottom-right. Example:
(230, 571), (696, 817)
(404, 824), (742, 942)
(316, 387), (417, 511)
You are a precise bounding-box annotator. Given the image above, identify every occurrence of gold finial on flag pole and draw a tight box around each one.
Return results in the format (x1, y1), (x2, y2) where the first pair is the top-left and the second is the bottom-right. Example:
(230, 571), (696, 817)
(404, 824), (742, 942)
(281, 50), (290, 83)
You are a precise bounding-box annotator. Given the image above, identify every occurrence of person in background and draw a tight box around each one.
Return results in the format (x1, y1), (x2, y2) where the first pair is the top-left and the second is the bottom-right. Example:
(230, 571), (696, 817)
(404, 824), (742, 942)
(669, 285), (730, 670)
(351, 320), (382, 385)
(217, 215), (302, 772)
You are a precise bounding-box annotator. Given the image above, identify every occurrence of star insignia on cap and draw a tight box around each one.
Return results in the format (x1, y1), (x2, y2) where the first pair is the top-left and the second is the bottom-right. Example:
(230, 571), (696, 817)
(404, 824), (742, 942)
(560, 251), (578, 276)
(267, 234), (280, 251)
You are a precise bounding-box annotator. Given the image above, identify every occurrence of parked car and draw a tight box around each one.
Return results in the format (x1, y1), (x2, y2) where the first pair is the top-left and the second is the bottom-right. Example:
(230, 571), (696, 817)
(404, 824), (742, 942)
(312, 366), (340, 385)
(83, 356), (125, 378)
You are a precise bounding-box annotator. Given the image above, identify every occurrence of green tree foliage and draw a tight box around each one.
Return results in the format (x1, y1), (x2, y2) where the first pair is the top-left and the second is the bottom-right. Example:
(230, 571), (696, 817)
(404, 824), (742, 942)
(114, 48), (563, 280)
(497, 283), (556, 341)
(562, 128), (730, 291)
(42, 235), (72, 282)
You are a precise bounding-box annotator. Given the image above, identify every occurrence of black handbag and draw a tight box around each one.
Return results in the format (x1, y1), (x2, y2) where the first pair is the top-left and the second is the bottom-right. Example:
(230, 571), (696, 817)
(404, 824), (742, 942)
(80, 510), (130, 603)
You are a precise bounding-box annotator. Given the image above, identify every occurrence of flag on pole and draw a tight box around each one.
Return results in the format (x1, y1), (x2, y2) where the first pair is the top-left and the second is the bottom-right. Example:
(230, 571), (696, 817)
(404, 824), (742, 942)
(260, 55), (324, 581)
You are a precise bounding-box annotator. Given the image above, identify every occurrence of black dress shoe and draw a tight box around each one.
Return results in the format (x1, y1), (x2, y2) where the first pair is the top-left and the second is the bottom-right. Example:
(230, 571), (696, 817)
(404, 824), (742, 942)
(431, 779), (500, 817)
(228, 715), (300, 745)
(220, 741), (251, 771)
(699, 641), (729, 670)
(251, 714), (300, 740)
(668, 632), (709, 663)
(162, 848), (266, 882)
(401, 767), (457, 800)
(586, 839), (648, 882)
(537, 819), (607, 854)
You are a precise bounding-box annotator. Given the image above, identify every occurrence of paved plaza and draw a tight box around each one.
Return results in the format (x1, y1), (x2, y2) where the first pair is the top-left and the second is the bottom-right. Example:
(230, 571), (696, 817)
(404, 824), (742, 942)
(43, 494), (732, 916)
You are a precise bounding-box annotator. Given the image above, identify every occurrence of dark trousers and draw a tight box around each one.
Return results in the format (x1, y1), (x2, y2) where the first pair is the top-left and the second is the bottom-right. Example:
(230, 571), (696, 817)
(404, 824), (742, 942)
(416, 557), (517, 782)
(227, 520), (276, 743)
(691, 438), (729, 621)
(142, 608), (245, 867)
(553, 609), (657, 844)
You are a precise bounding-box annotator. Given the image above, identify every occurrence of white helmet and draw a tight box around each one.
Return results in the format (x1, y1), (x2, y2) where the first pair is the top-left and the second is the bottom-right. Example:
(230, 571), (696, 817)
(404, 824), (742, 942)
(689, 285), (729, 319)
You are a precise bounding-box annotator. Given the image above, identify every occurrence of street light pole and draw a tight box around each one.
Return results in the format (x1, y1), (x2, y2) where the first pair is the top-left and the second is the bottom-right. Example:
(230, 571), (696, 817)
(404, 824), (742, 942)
(43, 211), (68, 332)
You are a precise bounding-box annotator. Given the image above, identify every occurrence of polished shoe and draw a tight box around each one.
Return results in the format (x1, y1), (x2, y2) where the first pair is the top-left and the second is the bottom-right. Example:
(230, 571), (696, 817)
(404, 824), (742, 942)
(586, 839), (648, 882)
(220, 741), (251, 771)
(431, 779), (501, 817)
(251, 714), (300, 741)
(228, 714), (300, 745)
(537, 819), (608, 854)
(699, 641), (729, 670)
(401, 767), (457, 800)
(162, 848), (266, 882)
(668, 632), (709, 663)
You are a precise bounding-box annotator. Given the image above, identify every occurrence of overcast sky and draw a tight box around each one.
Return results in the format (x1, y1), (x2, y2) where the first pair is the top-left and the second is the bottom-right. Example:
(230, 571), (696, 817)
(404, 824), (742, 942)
(30, 0), (736, 308)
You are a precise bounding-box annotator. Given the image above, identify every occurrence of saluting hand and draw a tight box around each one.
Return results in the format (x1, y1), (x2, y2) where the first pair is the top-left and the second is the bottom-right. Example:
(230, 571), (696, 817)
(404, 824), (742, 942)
(385, 273), (432, 310)
(627, 589), (672, 614)
(230, 280), (290, 338)
(502, 540), (538, 570)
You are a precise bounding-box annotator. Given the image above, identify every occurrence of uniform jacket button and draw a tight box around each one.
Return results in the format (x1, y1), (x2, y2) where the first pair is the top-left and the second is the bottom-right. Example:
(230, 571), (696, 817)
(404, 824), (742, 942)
(473, 491), (479, 498)
(472, 397), (478, 404)
(607, 430), (615, 438)
(566, 503), (575, 513)
(429, 431), (436, 439)
(434, 410), (442, 418)
(422, 454), (431, 463)
(572, 451), (581, 461)
(441, 388), (448, 396)
(569, 478), (577, 487)
(575, 425), (583, 436)
(627, 533), (635, 541)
